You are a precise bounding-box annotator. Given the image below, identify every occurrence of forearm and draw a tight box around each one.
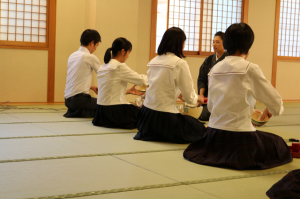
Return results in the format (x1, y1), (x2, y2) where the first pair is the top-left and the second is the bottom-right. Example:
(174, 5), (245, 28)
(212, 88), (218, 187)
(199, 88), (205, 96)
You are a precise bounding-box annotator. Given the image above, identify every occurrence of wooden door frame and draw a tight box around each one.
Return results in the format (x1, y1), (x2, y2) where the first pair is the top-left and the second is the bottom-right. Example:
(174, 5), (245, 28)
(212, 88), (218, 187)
(0, 0), (57, 103)
(47, 0), (57, 102)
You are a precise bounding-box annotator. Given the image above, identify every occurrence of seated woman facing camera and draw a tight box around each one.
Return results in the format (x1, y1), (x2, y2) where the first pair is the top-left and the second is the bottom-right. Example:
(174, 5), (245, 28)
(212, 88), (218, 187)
(92, 37), (148, 129)
(134, 27), (206, 144)
(197, 31), (229, 121)
(184, 23), (292, 170)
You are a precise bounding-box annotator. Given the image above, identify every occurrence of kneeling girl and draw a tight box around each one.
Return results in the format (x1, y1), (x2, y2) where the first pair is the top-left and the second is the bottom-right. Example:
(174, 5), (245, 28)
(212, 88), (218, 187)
(184, 23), (292, 170)
(92, 37), (148, 129)
(134, 27), (206, 143)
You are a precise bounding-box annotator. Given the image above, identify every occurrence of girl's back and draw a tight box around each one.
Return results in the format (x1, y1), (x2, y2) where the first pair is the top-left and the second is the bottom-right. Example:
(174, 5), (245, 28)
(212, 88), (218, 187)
(208, 56), (283, 132)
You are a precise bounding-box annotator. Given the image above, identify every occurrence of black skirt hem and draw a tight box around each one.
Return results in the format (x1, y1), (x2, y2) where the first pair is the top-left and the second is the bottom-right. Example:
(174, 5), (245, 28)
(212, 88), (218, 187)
(183, 127), (293, 170)
(92, 104), (140, 129)
(134, 106), (206, 144)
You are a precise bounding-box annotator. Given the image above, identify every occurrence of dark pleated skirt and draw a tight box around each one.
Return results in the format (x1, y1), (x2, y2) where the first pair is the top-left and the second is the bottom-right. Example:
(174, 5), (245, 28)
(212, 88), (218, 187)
(266, 169), (300, 199)
(198, 104), (211, 121)
(183, 127), (292, 170)
(92, 104), (140, 129)
(134, 106), (206, 144)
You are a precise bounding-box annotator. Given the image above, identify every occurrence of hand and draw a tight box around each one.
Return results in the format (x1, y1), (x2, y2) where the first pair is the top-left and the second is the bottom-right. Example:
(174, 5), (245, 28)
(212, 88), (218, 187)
(90, 85), (98, 94)
(197, 95), (204, 106)
(126, 85), (144, 96)
(178, 93), (185, 102)
(260, 108), (272, 121)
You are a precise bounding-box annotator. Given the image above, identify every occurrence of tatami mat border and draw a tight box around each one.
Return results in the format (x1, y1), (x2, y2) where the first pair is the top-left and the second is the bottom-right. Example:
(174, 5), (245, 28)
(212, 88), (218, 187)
(25, 170), (292, 199)
(0, 132), (137, 140)
(0, 112), (66, 114)
(0, 148), (186, 163)
(0, 120), (91, 124)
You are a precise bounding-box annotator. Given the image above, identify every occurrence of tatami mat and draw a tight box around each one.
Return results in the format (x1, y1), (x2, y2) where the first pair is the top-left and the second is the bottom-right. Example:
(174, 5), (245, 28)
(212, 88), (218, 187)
(255, 102), (300, 108)
(280, 107), (300, 115)
(0, 104), (67, 113)
(67, 133), (188, 153)
(115, 151), (300, 182)
(263, 115), (300, 126)
(190, 174), (287, 199)
(0, 157), (175, 199)
(33, 121), (136, 135)
(0, 114), (24, 123)
(7, 112), (92, 123)
(0, 103), (299, 199)
(255, 104), (300, 115)
(0, 137), (98, 160)
(258, 125), (300, 144)
(82, 186), (220, 199)
(0, 123), (56, 138)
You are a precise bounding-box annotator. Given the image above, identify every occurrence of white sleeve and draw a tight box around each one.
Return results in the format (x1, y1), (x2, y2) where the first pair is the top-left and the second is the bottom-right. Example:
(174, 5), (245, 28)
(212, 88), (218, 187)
(119, 64), (149, 86)
(175, 61), (198, 105)
(88, 54), (101, 73)
(250, 65), (284, 116)
(207, 76), (213, 112)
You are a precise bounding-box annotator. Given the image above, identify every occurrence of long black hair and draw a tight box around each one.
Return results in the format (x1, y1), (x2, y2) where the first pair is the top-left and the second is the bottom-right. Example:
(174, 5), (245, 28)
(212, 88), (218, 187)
(223, 23), (254, 55)
(157, 27), (186, 58)
(104, 37), (132, 64)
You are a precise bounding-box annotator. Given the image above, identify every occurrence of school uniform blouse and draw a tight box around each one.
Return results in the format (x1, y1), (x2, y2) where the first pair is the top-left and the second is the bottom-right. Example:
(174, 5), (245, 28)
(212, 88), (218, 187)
(207, 56), (284, 132)
(97, 59), (148, 105)
(144, 53), (198, 114)
(64, 46), (101, 99)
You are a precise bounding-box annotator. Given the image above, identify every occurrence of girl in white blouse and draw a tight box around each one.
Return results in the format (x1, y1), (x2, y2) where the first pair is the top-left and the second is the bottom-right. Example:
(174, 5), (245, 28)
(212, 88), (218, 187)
(134, 27), (206, 143)
(92, 37), (148, 129)
(184, 23), (292, 170)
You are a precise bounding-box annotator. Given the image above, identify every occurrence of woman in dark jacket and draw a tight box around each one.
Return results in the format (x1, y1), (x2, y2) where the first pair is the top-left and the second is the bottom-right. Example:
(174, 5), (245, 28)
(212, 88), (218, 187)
(197, 31), (229, 121)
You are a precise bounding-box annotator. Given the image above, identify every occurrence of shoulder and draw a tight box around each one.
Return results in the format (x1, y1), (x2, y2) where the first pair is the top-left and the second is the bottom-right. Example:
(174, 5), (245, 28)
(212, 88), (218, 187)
(176, 59), (189, 72)
(246, 61), (259, 71)
(148, 53), (183, 68)
(178, 58), (187, 65)
(223, 52), (230, 57)
(206, 54), (214, 60)
(87, 54), (100, 62)
(68, 50), (79, 60)
(204, 54), (214, 62)
(247, 62), (263, 76)
(119, 62), (130, 69)
(201, 54), (214, 66)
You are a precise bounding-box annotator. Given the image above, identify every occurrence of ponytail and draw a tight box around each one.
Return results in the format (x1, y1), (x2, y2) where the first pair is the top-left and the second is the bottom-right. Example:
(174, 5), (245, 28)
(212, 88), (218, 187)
(104, 48), (113, 64)
(103, 37), (132, 64)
